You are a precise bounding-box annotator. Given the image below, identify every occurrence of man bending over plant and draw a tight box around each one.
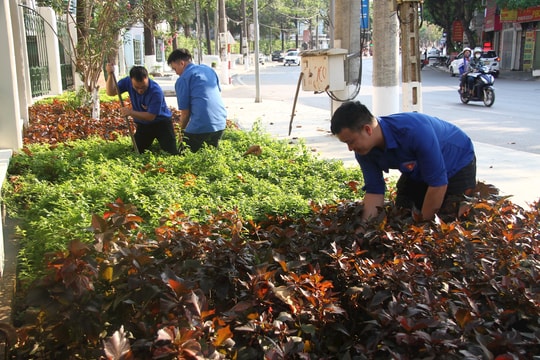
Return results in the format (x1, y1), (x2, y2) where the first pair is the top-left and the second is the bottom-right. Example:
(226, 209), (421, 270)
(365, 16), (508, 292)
(331, 101), (477, 222)
(167, 49), (227, 152)
(106, 64), (179, 154)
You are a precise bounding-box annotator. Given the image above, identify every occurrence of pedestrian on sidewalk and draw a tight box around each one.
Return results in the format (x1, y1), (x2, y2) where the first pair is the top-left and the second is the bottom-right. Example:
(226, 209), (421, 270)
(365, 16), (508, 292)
(330, 101), (476, 222)
(105, 64), (179, 154)
(167, 49), (227, 152)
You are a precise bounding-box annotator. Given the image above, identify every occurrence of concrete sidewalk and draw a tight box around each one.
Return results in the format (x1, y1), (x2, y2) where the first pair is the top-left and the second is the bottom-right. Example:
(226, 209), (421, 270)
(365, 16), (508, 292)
(156, 67), (540, 209)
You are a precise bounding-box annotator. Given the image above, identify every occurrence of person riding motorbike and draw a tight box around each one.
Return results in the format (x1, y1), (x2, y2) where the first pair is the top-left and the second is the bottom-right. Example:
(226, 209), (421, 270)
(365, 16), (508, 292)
(466, 48), (484, 95)
(458, 47), (472, 93)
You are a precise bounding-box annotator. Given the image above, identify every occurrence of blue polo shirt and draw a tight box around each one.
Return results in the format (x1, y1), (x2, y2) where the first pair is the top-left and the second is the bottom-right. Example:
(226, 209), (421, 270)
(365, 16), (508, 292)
(117, 76), (171, 124)
(175, 63), (227, 133)
(356, 112), (475, 194)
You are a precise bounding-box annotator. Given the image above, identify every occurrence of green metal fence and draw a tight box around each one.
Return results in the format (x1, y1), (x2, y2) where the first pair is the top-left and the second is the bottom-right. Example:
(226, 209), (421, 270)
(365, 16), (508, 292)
(56, 18), (74, 91)
(23, 7), (51, 98)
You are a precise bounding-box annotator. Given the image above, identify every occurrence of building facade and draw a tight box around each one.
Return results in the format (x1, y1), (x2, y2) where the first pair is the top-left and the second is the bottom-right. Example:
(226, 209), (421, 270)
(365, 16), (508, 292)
(484, 0), (540, 75)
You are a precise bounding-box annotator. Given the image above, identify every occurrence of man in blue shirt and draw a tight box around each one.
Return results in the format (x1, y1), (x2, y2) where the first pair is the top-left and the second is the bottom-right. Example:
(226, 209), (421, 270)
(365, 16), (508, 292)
(331, 101), (476, 222)
(167, 49), (227, 152)
(105, 65), (178, 154)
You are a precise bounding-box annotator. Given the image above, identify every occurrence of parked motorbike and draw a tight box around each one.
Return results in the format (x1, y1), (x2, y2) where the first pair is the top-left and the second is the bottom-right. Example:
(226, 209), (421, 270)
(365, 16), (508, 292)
(458, 65), (495, 107)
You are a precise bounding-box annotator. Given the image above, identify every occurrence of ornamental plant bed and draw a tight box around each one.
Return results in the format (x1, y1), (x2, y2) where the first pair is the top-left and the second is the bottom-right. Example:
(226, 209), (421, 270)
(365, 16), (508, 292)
(2, 97), (540, 359)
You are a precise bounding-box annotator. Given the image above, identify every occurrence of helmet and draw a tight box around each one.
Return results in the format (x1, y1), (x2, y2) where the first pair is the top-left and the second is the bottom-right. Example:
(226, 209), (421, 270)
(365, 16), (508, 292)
(473, 47), (482, 54)
(463, 47), (472, 53)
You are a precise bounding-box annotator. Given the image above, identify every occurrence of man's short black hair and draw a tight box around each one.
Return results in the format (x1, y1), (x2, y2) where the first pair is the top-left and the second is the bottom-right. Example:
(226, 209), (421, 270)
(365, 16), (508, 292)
(330, 101), (375, 135)
(129, 66), (148, 82)
(167, 48), (192, 64)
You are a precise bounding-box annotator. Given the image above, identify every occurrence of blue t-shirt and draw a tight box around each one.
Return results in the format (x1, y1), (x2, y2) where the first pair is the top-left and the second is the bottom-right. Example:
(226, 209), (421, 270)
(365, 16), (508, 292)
(117, 76), (171, 124)
(356, 112), (475, 194)
(175, 63), (227, 133)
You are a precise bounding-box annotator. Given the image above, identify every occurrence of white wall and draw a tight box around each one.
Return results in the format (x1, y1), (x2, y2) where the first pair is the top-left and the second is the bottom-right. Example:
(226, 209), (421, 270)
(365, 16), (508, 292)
(1, 0), (23, 152)
(1, 0), (24, 276)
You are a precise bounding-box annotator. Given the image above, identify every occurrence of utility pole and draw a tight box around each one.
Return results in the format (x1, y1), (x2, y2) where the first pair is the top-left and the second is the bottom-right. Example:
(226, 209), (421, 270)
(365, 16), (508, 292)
(241, 0), (250, 70)
(253, 0), (261, 102)
(397, 0), (422, 112)
(195, 0), (203, 64)
(218, 0), (230, 85)
(214, 1), (219, 55)
(332, 0), (361, 113)
(372, 0), (399, 116)
(329, 0), (334, 48)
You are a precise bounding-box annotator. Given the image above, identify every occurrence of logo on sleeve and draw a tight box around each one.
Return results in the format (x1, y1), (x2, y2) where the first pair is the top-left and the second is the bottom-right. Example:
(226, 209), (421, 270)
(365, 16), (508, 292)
(401, 161), (417, 172)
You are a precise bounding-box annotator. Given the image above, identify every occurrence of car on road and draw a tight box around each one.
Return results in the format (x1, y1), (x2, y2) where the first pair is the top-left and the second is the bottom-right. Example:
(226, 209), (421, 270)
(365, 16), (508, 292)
(284, 50), (300, 66)
(426, 47), (441, 59)
(480, 50), (500, 77)
(449, 49), (500, 78)
(271, 50), (284, 62)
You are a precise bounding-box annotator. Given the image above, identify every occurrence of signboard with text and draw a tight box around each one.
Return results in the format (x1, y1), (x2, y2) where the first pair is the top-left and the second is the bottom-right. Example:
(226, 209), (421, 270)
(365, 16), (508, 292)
(452, 20), (464, 43)
(523, 30), (535, 71)
(484, 0), (502, 32)
(360, 0), (369, 29)
(501, 5), (540, 22)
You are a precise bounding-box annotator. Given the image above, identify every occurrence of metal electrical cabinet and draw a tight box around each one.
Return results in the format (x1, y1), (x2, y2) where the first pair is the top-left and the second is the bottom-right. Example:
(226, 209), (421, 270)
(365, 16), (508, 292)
(300, 48), (348, 92)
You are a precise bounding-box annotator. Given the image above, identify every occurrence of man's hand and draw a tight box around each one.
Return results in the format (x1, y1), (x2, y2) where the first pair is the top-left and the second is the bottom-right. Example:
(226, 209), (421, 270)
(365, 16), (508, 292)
(105, 63), (118, 97)
(106, 63), (115, 75)
(420, 185), (447, 221)
(361, 193), (384, 222)
(412, 207), (423, 223)
(118, 107), (132, 117)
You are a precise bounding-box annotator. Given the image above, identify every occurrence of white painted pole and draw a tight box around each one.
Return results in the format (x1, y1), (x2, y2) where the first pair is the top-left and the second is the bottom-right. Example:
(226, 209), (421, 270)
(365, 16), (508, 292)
(372, 0), (400, 116)
(254, 0), (261, 102)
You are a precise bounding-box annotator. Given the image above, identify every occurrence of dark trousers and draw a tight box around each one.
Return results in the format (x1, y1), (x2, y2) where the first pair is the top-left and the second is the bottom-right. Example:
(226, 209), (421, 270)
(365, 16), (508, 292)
(459, 74), (467, 91)
(467, 75), (476, 93)
(181, 130), (224, 153)
(395, 157), (477, 214)
(135, 117), (178, 155)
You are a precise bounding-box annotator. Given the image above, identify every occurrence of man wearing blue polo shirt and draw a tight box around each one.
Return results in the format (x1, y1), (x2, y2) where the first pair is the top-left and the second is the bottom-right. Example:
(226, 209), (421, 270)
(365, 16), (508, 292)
(331, 101), (476, 222)
(167, 49), (227, 152)
(105, 64), (178, 154)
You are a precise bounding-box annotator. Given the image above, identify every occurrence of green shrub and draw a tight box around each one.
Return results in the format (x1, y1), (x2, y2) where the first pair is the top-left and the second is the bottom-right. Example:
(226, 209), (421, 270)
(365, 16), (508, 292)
(3, 129), (364, 282)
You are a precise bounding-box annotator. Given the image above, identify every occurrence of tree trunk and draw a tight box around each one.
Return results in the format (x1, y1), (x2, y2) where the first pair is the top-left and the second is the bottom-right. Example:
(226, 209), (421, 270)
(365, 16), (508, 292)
(144, 24), (155, 56)
(172, 24), (178, 50)
(183, 25), (191, 37)
(204, 9), (212, 54)
(91, 87), (100, 120)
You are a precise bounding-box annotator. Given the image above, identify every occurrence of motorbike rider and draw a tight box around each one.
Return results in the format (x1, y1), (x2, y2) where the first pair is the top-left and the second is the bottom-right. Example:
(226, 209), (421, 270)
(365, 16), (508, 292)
(458, 47), (472, 93)
(466, 48), (484, 95)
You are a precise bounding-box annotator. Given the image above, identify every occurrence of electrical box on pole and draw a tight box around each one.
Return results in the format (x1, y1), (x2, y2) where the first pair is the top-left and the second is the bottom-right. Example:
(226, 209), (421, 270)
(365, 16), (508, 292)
(397, 0), (423, 112)
(300, 49), (348, 92)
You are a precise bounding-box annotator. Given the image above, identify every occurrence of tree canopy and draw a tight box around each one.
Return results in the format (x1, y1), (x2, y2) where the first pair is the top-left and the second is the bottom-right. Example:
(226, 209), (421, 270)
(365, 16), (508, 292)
(496, 0), (539, 9)
(423, 0), (484, 52)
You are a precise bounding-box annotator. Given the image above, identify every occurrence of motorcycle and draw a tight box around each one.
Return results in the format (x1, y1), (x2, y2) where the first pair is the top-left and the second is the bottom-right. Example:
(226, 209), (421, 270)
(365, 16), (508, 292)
(458, 65), (495, 107)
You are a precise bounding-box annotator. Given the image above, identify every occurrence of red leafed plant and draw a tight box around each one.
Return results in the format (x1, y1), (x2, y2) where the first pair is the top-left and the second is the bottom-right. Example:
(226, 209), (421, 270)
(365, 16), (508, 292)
(13, 193), (540, 359)
(26, 99), (134, 144)
(24, 99), (236, 145)
(11, 99), (540, 358)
